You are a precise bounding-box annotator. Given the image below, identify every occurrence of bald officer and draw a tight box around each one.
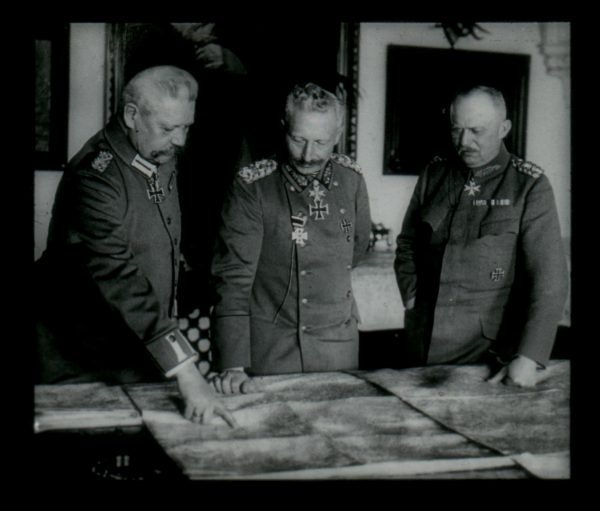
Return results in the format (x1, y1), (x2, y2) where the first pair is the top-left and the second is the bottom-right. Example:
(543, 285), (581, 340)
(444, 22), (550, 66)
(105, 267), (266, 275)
(395, 85), (569, 387)
(209, 80), (371, 394)
(35, 66), (235, 426)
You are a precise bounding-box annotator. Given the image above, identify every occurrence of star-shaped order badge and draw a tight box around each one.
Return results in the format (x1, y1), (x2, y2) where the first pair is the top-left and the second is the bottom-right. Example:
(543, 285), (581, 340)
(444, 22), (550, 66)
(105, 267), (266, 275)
(464, 178), (481, 196)
(309, 179), (327, 201)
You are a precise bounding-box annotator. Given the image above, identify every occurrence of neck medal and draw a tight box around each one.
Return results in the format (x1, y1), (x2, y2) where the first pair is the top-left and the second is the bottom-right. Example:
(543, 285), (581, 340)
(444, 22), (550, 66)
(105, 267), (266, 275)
(463, 177), (481, 197)
(147, 172), (165, 203)
(308, 179), (329, 220)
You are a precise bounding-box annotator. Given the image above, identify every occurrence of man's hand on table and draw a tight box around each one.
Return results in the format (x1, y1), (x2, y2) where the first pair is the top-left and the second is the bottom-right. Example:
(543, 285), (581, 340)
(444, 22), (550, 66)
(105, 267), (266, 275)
(208, 368), (258, 395)
(487, 354), (540, 388)
(174, 361), (238, 427)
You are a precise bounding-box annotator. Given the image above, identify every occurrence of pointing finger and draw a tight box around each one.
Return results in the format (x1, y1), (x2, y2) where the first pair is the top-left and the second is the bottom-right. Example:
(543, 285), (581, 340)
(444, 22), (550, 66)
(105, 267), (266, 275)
(216, 406), (238, 428)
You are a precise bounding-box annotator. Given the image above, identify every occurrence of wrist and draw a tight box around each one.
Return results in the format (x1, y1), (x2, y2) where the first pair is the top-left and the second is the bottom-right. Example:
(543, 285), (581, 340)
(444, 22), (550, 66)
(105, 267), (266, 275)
(173, 358), (201, 381)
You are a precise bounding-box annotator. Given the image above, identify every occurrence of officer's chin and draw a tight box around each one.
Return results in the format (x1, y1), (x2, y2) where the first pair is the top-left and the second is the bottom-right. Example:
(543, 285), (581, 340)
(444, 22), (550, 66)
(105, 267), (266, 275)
(459, 152), (479, 167)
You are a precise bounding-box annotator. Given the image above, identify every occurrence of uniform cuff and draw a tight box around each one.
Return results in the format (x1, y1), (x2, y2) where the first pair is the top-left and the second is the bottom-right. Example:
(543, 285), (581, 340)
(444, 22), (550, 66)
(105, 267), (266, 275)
(145, 329), (198, 377)
(515, 353), (546, 370)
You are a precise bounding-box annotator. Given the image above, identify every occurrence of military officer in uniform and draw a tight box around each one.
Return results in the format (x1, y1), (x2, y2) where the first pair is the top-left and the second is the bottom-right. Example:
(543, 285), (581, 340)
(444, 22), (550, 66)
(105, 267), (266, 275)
(394, 85), (569, 387)
(209, 80), (371, 394)
(35, 65), (236, 426)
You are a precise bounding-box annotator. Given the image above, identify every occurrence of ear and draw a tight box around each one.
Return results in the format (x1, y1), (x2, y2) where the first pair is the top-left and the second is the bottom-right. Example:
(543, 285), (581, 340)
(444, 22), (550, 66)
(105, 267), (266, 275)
(123, 103), (138, 130)
(499, 119), (512, 139)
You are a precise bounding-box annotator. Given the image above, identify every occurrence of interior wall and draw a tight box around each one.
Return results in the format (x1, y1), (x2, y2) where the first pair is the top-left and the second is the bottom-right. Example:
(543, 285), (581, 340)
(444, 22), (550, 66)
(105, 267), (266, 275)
(34, 23), (106, 261)
(35, 22), (571, 262)
(356, 22), (571, 243)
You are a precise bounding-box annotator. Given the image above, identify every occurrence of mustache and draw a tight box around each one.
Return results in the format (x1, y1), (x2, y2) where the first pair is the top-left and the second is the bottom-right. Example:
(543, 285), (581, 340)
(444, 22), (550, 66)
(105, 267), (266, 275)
(150, 145), (184, 160)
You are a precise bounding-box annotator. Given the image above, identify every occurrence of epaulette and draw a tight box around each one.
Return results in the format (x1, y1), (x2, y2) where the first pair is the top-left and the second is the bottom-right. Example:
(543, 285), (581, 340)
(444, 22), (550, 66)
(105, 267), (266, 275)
(238, 159), (278, 184)
(512, 157), (544, 179)
(89, 149), (114, 173)
(330, 153), (362, 174)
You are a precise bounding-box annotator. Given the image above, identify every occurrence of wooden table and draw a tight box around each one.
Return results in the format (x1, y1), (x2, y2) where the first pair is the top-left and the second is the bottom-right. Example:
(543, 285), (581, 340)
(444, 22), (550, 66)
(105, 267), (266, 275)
(34, 361), (570, 480)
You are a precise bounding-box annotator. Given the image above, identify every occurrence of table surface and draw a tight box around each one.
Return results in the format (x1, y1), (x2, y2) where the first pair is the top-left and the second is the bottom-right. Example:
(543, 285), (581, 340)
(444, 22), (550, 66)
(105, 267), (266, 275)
(34, 361), (570, 479)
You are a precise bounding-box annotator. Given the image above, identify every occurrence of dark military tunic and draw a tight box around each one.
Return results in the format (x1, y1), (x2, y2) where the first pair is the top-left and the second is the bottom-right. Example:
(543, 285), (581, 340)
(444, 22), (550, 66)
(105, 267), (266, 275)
(35, 117), (197, 383)
(211, 153), (371, 375)
(395, 144), (569, 367)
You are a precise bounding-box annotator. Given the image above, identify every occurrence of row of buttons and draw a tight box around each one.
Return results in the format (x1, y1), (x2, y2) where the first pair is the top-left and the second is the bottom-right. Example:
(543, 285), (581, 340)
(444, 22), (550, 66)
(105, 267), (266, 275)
(165, 217), (178, 245)
(299, 263), (353, 332)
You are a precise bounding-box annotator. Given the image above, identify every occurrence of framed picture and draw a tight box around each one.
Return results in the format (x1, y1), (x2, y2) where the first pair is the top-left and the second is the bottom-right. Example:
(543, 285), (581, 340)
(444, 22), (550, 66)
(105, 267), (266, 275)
(336, 23), (360, 159)
(383, 45), (530, 175)
(34, 24), (69, 170)
(105, 22), (360, 159)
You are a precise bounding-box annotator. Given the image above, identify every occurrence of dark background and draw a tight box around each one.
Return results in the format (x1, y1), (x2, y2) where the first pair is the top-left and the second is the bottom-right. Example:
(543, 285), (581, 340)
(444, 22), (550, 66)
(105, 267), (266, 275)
(384, 45), (530, 175)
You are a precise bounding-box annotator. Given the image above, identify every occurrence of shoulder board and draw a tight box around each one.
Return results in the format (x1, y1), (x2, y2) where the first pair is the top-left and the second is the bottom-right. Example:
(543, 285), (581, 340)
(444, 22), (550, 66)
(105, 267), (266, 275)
(238, 159), (278, 184)
(330, 153), (362, 174)
(512, 157), (544, 179)
(89, 149), (114, 173)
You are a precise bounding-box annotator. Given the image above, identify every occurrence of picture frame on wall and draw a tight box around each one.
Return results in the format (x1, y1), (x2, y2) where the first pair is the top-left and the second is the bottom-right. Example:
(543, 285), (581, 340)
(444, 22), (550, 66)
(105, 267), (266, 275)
(383, 45), (530, 175)
(34, 24), (69, 171)
(104, 22), (360, 159)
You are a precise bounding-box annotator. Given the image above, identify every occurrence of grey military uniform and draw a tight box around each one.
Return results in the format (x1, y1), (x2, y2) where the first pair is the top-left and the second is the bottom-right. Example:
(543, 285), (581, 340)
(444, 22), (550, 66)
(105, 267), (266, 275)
(395, 144), (569, 367)
(35, 117), (197, 383)
(211, 153), (372, 375)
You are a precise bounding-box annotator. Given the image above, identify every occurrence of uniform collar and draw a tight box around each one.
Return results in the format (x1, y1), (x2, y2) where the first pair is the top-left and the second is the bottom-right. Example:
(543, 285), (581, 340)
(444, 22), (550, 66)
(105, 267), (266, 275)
(103, 116), (159, 180)
(469, 143), (511, 179)
(282, 159), (334, 191)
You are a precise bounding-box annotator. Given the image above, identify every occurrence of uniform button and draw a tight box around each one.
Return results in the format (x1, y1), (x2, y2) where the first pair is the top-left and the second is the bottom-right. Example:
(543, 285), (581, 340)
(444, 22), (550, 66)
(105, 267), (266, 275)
(302, 298), (308, 304)
(290, 186), (296, 192)
(301, 325), (307, 331)
(300, 270), (307, 276)
(347, 265), (352, 270)
(347, 290), (352, 298)
(340, 208), (346, 214)
(333, 181), (339, 187)
(166, 217), (172, 225)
